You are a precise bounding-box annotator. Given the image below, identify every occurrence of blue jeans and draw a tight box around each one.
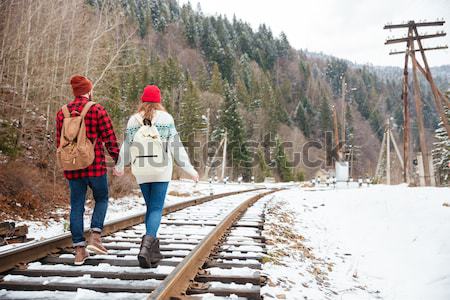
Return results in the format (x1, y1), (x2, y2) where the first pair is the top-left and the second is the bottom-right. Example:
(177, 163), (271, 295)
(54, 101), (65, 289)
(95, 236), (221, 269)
(68, 175), (109, 246)
(139, 182), (169, 237)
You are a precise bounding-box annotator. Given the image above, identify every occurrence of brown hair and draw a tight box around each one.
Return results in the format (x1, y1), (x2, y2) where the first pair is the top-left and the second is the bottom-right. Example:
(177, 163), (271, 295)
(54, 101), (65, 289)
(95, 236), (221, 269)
(138, 102), (166, 120)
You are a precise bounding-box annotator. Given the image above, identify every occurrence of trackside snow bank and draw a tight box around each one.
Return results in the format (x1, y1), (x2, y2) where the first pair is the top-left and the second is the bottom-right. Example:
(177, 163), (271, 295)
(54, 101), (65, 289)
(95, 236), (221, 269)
(262, 184), (450, 300)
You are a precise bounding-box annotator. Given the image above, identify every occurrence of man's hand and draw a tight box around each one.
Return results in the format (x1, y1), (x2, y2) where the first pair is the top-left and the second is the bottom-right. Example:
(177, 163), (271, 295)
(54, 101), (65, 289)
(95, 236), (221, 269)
(113, 168), (124, 177)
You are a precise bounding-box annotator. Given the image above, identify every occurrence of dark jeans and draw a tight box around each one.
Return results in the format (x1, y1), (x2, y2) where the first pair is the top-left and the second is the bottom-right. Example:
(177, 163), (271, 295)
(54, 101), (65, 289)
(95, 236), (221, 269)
(139, 182), (169, 237)
(68, 174), (109, 246)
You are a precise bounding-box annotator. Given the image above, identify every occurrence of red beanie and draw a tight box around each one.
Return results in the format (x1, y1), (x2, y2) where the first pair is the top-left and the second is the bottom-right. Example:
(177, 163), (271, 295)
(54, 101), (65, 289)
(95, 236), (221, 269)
(70, 75), (93, 97)
(141, 85), (161, 103)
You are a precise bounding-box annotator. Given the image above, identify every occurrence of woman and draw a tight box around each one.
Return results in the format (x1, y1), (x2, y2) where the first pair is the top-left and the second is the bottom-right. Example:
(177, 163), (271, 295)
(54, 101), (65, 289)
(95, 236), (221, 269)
(114, 85), (198, 268)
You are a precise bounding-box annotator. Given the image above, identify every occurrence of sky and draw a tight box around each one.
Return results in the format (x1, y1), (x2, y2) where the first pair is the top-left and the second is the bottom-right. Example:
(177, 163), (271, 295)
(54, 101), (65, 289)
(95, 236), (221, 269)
(178, 0), (450, 67)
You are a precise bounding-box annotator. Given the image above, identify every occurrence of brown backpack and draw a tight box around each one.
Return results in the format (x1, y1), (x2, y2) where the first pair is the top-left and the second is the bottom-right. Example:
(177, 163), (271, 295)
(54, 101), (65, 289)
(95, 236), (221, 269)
(57, 102), (96, 171)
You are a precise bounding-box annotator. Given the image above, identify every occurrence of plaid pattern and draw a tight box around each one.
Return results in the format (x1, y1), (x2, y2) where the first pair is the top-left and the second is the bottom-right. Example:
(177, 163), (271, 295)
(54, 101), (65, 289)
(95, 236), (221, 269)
(56, 96), (119, 179)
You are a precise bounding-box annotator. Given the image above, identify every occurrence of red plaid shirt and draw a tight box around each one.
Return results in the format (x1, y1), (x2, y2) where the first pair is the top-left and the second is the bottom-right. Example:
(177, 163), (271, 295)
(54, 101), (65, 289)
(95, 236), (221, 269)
(56, 96), (119, 180)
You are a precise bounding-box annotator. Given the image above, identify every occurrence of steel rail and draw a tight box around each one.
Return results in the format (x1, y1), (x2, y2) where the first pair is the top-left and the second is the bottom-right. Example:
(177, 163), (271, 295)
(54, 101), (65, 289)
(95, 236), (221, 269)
(148, 189), (277, 300)
(0, 187), (264, 273)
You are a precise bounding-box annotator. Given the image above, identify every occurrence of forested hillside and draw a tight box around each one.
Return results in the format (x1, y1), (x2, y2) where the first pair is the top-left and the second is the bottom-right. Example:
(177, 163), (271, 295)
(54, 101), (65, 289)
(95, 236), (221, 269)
(0, 0), (446, 196)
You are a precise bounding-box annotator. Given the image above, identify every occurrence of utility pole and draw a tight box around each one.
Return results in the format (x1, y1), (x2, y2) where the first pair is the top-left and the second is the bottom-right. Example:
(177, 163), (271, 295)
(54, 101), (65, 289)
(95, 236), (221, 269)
(203, 108), (210, 179)
(205, 108), (210, 146)
(411, 39), (431, 186)
(340, 76), (346, 149)
(386, 119), (391, 185)
(384, 19), (449, 186)
(221, 130), (227, 180)
(374, 128), (387, 181)
(374, 118), (405, 184)
(332, 105), (341, 160)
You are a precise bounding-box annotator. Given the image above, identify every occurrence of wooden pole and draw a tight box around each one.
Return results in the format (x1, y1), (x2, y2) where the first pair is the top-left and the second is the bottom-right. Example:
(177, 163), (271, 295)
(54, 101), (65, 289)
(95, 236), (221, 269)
(205, 108), (210, 146)
(389, 128), (404, 168)
(386, 119), (391, 185)
(385, 20), (449, 183)
(332, 106), (341, 160)
(221, 130), (227, 180)
(412, 26), (450, 138)
(410, 35), (431, 186)
(350, 146), (354, 179)
(401, 28), (411, 183)
(341, 76), (346, 149)
(374, 129), (387, 180)
(204, 135), (225, 181)
(203, 108), (210, 180)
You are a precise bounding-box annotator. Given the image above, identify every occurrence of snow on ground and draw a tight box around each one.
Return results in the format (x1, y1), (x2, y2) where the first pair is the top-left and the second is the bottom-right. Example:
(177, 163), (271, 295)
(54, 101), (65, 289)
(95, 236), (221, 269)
(262, 183), (450, 300)
(0, 180), (257, 252)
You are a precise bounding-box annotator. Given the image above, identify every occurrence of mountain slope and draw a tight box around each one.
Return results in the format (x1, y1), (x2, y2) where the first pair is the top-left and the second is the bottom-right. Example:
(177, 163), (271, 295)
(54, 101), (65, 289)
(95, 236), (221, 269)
(0, 0), (447, 185)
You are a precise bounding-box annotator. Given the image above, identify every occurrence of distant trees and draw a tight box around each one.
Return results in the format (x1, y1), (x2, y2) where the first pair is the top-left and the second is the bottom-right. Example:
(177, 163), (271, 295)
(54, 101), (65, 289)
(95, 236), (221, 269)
(274, 136), (294, 182)
(209, 63), (224, 95)
(179, 75), (205, 159)
(319, 98), (332, 133)
(294, 96), (312, 137)
(326, 58), (347, 96)
(0, 0), (436, 183)
(213, 82), (251, 179)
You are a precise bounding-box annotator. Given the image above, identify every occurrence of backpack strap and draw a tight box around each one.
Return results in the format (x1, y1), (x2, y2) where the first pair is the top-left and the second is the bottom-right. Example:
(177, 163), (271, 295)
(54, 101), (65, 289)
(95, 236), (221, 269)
(134, 114), (145, 126)
(80, 101), (96, 117)
(135, 111), (160, 127)
(62, 105), (70, 118)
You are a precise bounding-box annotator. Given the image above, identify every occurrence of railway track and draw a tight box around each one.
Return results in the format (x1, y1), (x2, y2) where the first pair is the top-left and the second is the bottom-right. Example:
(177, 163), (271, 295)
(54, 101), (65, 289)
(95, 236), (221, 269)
(0, 187), (278, 299)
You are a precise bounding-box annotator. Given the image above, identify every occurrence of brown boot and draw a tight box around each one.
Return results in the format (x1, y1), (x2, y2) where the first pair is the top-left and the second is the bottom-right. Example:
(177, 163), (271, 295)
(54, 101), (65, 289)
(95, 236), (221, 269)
(150, 238), (163, 264)
(138, 235), (163, 268)
(74, 246), (89, 265)
(86, 231), (108, 255)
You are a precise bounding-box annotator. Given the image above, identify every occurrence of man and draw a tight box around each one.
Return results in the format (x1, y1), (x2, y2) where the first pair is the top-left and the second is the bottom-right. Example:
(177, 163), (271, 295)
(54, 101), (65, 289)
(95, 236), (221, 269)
(56, 75), (119, 265)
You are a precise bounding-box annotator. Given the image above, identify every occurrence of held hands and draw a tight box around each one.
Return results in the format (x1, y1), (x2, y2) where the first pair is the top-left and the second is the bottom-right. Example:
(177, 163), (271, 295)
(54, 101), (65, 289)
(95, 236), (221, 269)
(191, 171), (199, 183)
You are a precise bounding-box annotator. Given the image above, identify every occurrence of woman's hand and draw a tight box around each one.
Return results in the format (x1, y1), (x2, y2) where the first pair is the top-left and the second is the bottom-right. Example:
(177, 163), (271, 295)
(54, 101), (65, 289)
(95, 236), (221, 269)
(191, 172), (199, 182)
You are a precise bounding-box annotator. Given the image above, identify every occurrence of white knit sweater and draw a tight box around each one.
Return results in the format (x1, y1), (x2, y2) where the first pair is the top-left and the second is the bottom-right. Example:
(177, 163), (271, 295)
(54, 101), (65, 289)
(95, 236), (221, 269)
(115, 110), (197, 184)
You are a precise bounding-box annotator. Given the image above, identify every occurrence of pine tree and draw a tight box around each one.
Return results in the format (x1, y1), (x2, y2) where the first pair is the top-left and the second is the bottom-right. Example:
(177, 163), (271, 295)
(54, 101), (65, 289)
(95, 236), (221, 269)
(256, 148), (269, 182)
(236, 77), (250, 107)
(209, 63), (223, 95)
(319, 97), (332, 133)
(276, 32), (290, 58)
(160, 57), (183, 91)
(200, 17), (221, 63)
(179, 75), (205, 159)
(167, 0), (180, 21)
(150, 0), (167, 32)
(197, 67), (209, 91)
(239, 54), (253, 92)
(294, 101), (310, 137)
(135, 0), (150, 38)
(274, 136), (293, 182)
(181, 3), (199, 47)
(258, 73), (279, 135)
(214, 82), (251, 179)
(432, 107), (450, 185)
(369, 109), (383, 139)
(325, 58), (347, 96)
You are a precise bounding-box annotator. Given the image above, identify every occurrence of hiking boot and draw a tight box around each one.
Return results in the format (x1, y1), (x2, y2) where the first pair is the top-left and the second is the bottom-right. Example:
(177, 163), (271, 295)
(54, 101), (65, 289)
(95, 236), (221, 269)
(86, 231), (108, 255)
(138, 235), (163, 268)
(150, 238), (163, 264)
(74, 246), (89, 265)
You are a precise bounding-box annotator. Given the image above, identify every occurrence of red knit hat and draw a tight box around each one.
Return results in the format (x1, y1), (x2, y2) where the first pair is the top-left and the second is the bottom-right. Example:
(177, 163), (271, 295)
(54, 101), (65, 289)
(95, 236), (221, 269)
(141, 85), (161, 103)
(70, 75), (93, 97)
